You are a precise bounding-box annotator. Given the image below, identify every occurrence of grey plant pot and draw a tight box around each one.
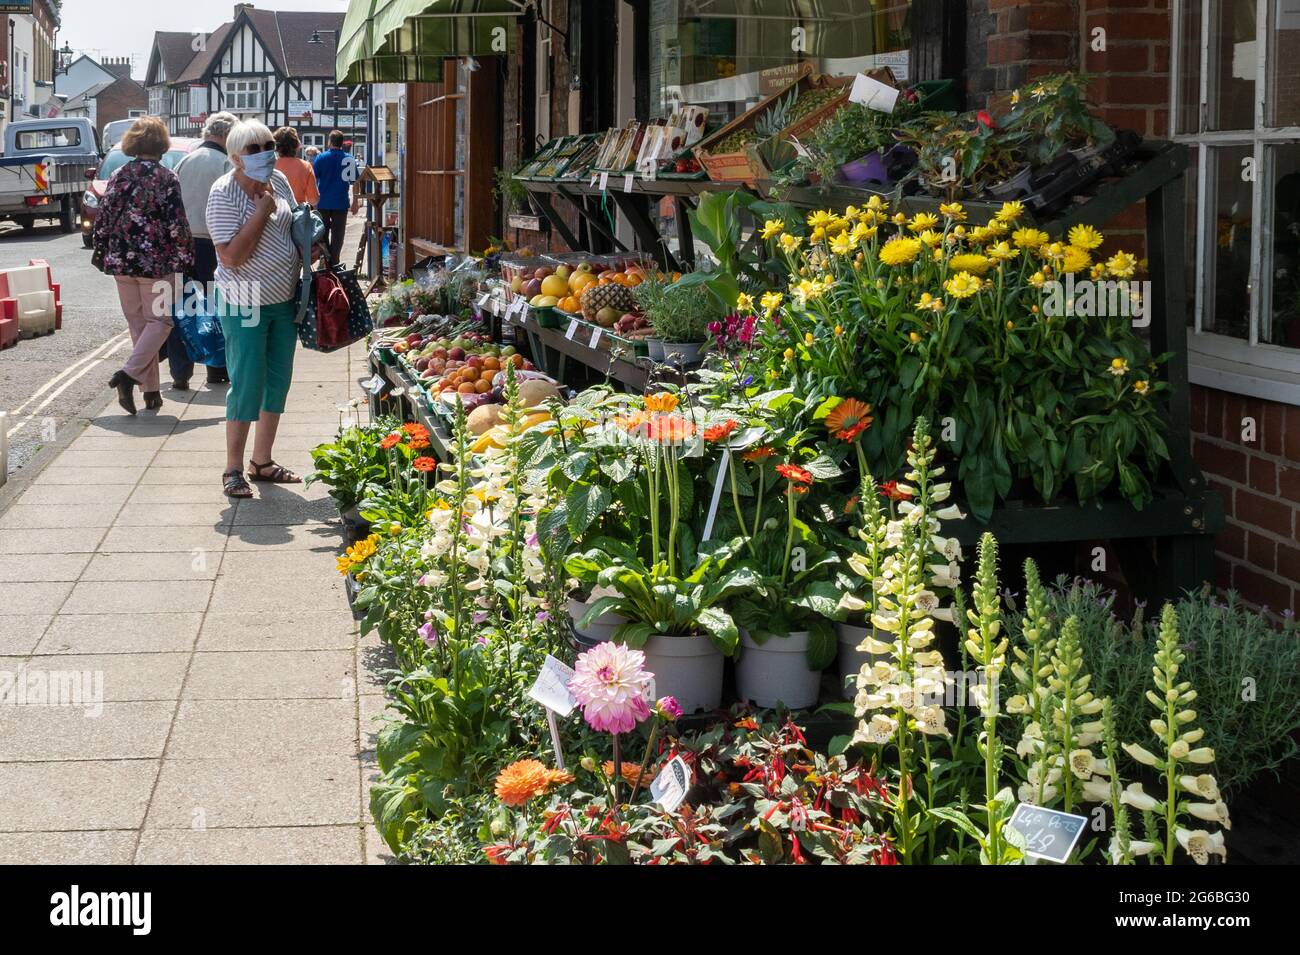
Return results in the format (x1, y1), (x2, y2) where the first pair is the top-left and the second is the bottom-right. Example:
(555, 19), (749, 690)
(642, 632), (723, 715)
(662, 340), (707, 367)
(835, 622), (889, 700)
(737, 629), (822, 710)
(646, 339), (666, 361)
(567, 596), (626, 644)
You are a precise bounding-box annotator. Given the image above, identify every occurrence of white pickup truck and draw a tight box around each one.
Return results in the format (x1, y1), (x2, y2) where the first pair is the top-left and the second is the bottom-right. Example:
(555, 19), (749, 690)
(0, 118), (101, 234)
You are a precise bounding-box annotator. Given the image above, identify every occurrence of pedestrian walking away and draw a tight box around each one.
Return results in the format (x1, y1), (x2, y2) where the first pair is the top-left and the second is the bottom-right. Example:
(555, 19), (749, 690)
(312, 129), (359, 267)
(273, 125), (319, 206)
(173, 110), (239, 387)
(206, 118), (306, 499)
(90, 116), (195, 415)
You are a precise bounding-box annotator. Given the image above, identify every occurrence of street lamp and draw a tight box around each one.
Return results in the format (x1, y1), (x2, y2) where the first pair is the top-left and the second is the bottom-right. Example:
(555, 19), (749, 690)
(54, 42), (74, 76)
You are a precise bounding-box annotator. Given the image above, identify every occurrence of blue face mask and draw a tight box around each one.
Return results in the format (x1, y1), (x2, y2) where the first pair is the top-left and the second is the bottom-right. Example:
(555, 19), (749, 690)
(241, 149), (277, 182)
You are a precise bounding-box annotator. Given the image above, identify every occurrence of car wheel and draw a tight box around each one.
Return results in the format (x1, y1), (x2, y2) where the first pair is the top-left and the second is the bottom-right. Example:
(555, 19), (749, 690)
(17, 217), (34, 233)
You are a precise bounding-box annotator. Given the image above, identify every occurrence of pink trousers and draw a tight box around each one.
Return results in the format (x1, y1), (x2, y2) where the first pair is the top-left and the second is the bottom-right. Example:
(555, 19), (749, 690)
(114, 275), (175, 393)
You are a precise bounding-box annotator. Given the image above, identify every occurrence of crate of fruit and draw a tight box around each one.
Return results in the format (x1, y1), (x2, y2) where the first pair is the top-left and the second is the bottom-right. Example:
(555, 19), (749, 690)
(694, 65), (855, 185)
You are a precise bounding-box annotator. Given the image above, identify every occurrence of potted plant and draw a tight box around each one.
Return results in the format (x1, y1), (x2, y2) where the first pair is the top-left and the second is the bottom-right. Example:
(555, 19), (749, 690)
(900, 111), (1029, 200)
(308, 418), (397, 541)
(631, 274), (715, 365)
(784, 95), (921, 191)
(1002, 72), (1115, 167)
(728, 460), (842, 709)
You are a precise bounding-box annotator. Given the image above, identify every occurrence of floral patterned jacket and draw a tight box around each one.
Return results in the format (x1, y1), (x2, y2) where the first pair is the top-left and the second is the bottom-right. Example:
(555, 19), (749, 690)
(91, 159), (194, 278)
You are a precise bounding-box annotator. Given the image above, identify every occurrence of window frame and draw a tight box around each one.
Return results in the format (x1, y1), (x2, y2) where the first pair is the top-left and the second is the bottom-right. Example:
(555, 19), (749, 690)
(221, 77), (265, 113)
(1173, 0), (1300, 401)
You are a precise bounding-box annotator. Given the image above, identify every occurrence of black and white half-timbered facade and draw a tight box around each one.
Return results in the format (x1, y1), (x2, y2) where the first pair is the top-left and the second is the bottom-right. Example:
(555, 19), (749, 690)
(145, 4), (367, 156)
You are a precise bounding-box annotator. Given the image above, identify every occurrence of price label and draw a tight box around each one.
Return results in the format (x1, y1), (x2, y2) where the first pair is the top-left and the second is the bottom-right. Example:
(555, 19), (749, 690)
(477, 292), (491, 308)
(588, 327), (602, 349)
(366, 374), (386, 395)
(599, 171), (610, 192)
(650, 755), (692, 812)
(590, 173), (599, 187)
(1006, 804), (1089, 863)
(623, 173), (635, 193)
(528, 654), (577, 716)
(849, 72), (900, 113)
(565, 318), (579, 340)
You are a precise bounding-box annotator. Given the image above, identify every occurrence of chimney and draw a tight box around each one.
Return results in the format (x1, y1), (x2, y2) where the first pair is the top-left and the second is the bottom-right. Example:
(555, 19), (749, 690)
(235, 3), (253, 17)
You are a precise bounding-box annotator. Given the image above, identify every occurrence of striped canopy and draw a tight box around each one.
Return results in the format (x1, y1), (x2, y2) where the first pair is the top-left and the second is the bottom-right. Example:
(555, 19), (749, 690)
(337, 0), (525, 84)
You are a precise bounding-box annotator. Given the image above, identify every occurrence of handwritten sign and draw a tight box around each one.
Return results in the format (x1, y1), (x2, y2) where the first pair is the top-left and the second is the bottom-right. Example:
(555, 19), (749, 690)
(1006, 804), (1088, 863)
(650, 755), (692, 812)
(849, 73), (900, 114)
(528, 654), (576, 717)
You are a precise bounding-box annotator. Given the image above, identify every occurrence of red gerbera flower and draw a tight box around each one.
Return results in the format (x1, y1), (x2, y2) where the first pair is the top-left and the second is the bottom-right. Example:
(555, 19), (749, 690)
(408, 437), (431, 451)
(775, 463), (813, 485)
(402, 422), (430, 439)
(379, 432), (402, 450)
(741, 445), (775, 462)
(703, 419), (738, 443)
(879, 480), (912, 501)
(412, 456), (437, 472)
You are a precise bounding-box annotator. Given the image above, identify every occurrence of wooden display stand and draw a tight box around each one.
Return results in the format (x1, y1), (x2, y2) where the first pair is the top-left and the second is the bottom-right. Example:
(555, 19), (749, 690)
(355, 165), (400, 297)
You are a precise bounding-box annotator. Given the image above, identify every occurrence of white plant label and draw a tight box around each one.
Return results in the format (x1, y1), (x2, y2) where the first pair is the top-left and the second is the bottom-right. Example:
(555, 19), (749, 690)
(700, 447), (730, 542)
(528, 654), (577, 717)
(650, 755), (692, 812)
(623, 173), (635, 193)
(477, 292), (491, 308)
(599, 171), (610, 192)
(588, 327), (602, 348)
(565, 318), (579, 340)
(366, 374), (386, 395)
(849, 73), (899, 114)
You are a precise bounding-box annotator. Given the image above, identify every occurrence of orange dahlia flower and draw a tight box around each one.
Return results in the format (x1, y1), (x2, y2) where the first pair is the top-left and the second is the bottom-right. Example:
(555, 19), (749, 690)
(495, 759), (552, 807)
(603, 761), (652, 787)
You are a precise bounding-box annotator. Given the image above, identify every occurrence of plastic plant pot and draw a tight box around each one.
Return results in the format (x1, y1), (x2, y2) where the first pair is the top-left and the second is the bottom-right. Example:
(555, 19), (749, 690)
(736, 629), (822, 710)
(641, 633), (724, 715)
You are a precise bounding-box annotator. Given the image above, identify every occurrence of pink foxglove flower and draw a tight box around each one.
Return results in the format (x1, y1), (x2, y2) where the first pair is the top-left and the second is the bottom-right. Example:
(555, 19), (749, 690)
(568, 642), (653, 734)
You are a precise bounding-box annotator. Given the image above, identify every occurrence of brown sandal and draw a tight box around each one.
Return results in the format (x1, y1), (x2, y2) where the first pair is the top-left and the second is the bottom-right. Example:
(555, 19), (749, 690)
(248, 459), (302, 483)
(222, 470), (253, 498)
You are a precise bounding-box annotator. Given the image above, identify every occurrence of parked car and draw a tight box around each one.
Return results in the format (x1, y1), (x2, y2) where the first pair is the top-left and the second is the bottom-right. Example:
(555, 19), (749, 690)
(79, 137), (200, 248)
(0, 118), (101, 234)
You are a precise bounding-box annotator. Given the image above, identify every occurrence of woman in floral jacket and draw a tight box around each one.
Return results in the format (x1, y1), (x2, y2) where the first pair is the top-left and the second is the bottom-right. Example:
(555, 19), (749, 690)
(91, 116), (194, 414)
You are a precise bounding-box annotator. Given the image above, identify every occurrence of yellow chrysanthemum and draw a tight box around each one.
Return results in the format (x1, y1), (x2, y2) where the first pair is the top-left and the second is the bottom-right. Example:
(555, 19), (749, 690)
(939, 202), (967, 221)
(1106, 251), (1138, 279)
(987, 241), (1020, 262)
(948, 253), (993, 276)
(1013, 228), (1049, 250)
(851, 221), (878, 244)
(1061, 246), (1092, 274)
(915, 292), (945, 312)
(779, 233), (803, 254)
(760, 219), (785, 240)
(1133, 379), (1150, 396)
(736, 292), (755, 314)
(909, 212), (940, 233)
(996, 200), (1025, 223)
(761, 290), (783, 314)
(944, 272), (982, 299)
(1028, 271), (1046, 288)
(807, 209), (837, 232)
(830, 231), (858, 256)
(879, 236), (922, 267)
(1109, 357), (1129, 377)
(1068, 224), (1105, 251)
(916, 229), (943, 249)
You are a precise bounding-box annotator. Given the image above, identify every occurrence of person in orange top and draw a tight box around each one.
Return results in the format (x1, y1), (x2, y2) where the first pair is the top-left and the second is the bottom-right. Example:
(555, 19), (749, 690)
(272, 126), (319, 206)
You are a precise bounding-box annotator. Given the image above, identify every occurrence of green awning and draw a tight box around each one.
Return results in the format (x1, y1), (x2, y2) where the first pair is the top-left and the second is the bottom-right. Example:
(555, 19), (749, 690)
(338, 0), (524, 84)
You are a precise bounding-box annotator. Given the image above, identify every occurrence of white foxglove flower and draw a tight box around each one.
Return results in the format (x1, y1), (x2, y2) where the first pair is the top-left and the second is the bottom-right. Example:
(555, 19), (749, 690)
(1119, 782), (1160, 812)
(1081, 778), (1111, 802)
(1186, 747), (1216, 764)
(934, 504), (965, 521)
(1122, 742), (1161, 767)
(859, 713), (898, 744)
(1179, 774), (1220, 801)
(1069, 750), (1104, 780)
(1169, 740), (1189, 759)
(1176, 828), (1227, 865)
(914, 705), (949, 736)
(1109, 837), (1156, 863)
(931, 483), (952, 502)
(838, 593), (868, 612)
(1187, 801), (1232, 829)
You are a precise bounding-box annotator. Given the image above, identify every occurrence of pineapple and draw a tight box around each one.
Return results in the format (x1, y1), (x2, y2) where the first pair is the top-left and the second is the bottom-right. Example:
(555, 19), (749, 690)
(580, 281), (635, 323)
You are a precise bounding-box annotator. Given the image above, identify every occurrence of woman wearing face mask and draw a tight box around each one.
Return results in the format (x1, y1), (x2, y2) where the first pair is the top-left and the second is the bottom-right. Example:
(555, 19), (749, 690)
(205, 119), (304, 498)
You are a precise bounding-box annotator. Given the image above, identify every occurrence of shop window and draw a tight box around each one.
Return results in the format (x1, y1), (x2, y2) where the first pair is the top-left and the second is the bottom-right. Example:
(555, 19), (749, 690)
(1176, 0), (1300, 398)
(648, 0), (913, 123)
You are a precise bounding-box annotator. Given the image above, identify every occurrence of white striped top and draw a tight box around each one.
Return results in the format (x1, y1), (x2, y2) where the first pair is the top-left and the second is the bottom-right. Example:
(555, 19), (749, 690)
(206, 169), (300, 309)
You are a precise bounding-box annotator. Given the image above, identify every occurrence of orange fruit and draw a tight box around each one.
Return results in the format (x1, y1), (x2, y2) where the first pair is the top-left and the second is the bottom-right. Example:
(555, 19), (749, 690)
(483, 356), (500, 370)
(457, 382), (476, 395)
(623, 273), (642, 287)
(475, 379), (491, 393)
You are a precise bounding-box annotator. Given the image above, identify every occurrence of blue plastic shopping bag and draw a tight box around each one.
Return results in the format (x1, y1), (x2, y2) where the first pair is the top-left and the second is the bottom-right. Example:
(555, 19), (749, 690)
(174, 283), (226, 367)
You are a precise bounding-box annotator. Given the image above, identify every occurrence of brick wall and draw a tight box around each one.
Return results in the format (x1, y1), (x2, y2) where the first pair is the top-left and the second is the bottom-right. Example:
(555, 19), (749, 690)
(1192, 385), (1300, 615)
(92, 79), (147, 143)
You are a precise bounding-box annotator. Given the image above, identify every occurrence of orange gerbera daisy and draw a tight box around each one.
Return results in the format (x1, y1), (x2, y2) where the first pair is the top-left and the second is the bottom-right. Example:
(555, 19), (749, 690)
(703, 419), (738, 443)
(412, 456), (437, 472)
(615, 410), (650, 434)
(643, 391), (680, 414)
(775, 463), (813, 485)
(408, 437), (431, 451)
(647, 414), (696, 444)
(402, 422), (430, 440)
(379, 432), (402, 450)
(741, 445), (776, 462)
(825, 398), (874, 442)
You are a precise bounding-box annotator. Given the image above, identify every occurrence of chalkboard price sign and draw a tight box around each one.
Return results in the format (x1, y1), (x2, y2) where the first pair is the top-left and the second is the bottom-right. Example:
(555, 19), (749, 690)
(1006, 804), (1089, 863)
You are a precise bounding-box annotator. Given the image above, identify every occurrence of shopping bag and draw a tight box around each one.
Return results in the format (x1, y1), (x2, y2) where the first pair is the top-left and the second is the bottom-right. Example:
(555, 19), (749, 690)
(174, 284), (227, 366)
(297, 265), (373, 353)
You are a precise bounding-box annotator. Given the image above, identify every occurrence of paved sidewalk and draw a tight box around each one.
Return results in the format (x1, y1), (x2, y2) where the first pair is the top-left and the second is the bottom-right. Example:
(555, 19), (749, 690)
(0, 342), (396, 864)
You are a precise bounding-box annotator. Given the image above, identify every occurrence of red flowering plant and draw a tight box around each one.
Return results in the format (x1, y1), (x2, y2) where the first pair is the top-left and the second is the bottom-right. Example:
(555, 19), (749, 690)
(491, 711), (893, 865)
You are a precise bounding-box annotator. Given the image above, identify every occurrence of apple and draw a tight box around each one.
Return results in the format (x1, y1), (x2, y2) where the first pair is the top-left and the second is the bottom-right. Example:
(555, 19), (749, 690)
(449, 346), (466, 361)
(533, 267), (552, 280)
(521, 278), (543, 298)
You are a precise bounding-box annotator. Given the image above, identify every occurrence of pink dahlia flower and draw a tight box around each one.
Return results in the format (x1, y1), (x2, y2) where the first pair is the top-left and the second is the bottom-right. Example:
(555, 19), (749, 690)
(567, 642), (653, 734)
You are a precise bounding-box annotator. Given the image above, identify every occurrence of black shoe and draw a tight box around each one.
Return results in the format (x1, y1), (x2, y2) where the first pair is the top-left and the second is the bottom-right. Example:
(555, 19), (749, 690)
(108, 370), (137, 416)
(172, 379), (190, 391)
(143, 391), (163, 411)
(206, 369), (229, 385)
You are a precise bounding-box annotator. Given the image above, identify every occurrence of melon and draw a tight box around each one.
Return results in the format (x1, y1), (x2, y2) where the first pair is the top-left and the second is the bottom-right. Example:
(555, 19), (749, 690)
(467, 402), (504, 435)
(518, 379), (562, 409)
